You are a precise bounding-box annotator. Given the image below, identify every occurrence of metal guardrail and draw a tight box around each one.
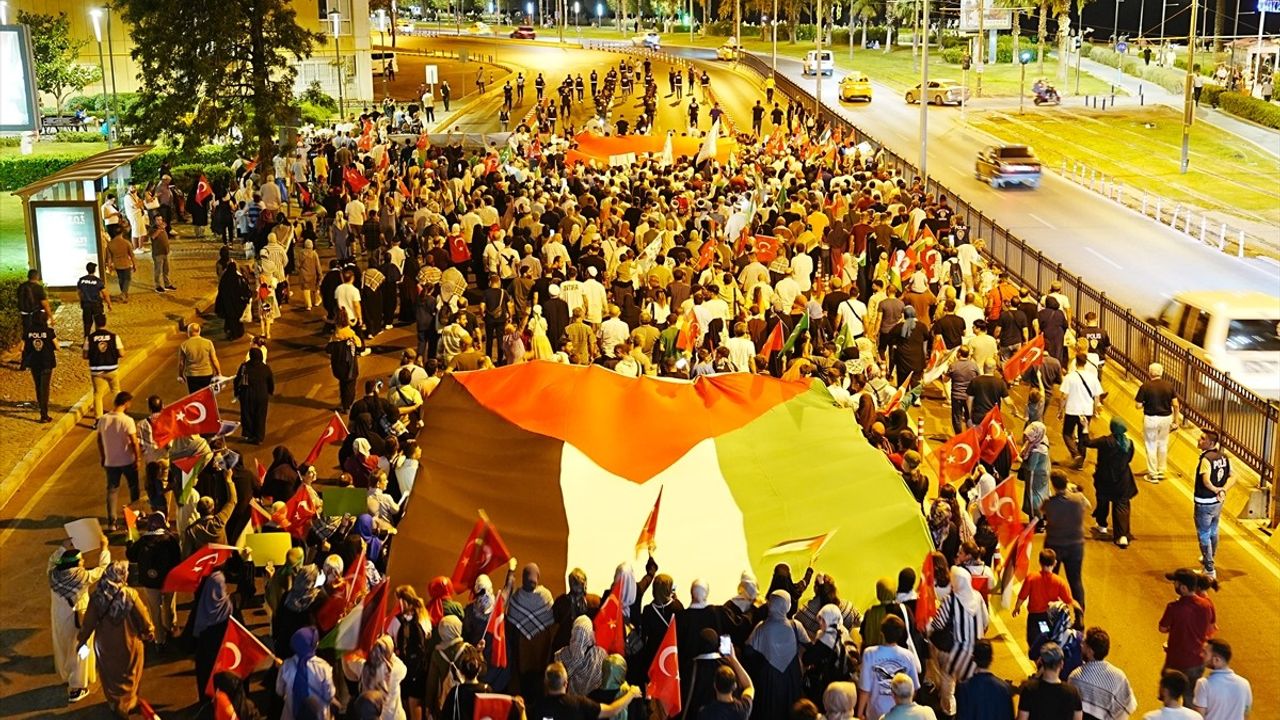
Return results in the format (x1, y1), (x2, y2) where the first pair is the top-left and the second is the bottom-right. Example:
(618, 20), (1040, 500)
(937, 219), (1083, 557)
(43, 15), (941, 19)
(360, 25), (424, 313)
(735, 52), (1279, 514)
(1057, 159), (1276, 260)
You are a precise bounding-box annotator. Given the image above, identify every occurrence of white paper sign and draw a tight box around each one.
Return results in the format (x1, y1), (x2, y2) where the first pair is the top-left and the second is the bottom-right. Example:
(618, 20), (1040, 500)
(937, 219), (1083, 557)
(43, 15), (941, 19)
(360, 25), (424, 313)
(64, 518), (104, 551)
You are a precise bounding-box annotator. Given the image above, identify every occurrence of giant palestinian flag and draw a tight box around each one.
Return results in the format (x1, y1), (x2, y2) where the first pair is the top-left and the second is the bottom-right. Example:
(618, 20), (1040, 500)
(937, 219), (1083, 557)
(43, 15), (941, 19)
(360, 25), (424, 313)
(389, 363), (930, 606)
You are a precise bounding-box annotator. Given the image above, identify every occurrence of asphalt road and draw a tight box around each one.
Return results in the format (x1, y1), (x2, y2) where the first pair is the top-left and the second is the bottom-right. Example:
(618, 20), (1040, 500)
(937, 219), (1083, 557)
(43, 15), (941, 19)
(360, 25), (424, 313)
(663, 46), (1280, 318)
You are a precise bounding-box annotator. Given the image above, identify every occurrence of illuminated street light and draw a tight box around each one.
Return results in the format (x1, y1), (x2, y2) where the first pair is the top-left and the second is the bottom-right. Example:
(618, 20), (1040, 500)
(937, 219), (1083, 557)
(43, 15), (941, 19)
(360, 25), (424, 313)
(329, 11), (346, 118)
(89, 9), (114, 148)
(0, 2), (8, 24)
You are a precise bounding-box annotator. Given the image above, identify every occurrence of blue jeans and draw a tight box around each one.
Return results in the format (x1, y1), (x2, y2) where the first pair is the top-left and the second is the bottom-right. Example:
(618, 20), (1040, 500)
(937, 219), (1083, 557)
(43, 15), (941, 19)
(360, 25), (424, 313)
(1195, 501), (1223, 573)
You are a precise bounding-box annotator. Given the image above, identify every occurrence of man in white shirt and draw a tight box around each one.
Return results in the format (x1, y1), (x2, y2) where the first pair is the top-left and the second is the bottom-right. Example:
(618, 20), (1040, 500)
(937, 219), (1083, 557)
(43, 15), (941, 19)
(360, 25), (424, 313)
(345, 195), (366, 227)
(773, 274), (801, 315)
(1193, 639), (1252, 720)
(790, 242), (814, 293)
(955, 238), (986, 290)
(956, 292), (985, 339)
(1142, 670), (1202, 720)
(334, 269), (364, 330)
(836, 293), (869, 341)
(1069, 628), (1137, 720)
(1059, 354), (1104, 468)
(701, 288), (731, 345)
(1044, 279), (1072, 325)
(559, 267), (585, 317)
(460, 202), (482, 245)
(599, 305), (630, 358)
(738, 250), (770, 291)
(581, 267), (608, 325)
(857, 616), (920, 720)
(726, 322), (757, 373)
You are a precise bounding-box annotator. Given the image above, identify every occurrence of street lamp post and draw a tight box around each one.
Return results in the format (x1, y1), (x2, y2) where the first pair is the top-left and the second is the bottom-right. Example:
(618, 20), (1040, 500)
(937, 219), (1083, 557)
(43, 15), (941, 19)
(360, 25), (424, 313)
(574, 1), (580, 27)
(375, 9), (389, 100)
(771, 0), (779, 73)
(815, 0), (823, 115)
(1076, 28), (1093, 93)
(1019, 49), (1032, 114)
(89, 9), (114, 149)
(329, 12), (345, 120)
(1180, 0), (1198, 173)
(919, 0), (929, 182)
(1113, 0), (1125, 88)
(0, 2), (8, 24)
(104, 6), (120, 137)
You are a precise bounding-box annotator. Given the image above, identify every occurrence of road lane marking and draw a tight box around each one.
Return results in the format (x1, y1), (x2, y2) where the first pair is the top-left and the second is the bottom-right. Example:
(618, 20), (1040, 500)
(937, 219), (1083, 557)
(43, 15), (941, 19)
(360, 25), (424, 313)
(989, 611), (1036, 675)
(1083, 246), (1123, 270)
(1028, 213), (1056, 229)
(305, 383), (322, 400)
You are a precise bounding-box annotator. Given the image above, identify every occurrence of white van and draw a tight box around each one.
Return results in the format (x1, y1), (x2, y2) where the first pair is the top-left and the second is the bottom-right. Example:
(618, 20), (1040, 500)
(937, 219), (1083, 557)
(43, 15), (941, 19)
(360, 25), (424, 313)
(803, 49), (834, 76)
(1153, 290), (1280, 400)
(371, 51), (399, 76)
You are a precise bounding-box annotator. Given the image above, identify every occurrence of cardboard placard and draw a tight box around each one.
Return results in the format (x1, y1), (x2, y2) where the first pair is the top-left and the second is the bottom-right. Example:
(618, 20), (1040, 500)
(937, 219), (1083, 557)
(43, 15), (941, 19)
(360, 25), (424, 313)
(322, 486), (370, 517)
(64, 518), (104, 552)
(244, 532), (293, 566)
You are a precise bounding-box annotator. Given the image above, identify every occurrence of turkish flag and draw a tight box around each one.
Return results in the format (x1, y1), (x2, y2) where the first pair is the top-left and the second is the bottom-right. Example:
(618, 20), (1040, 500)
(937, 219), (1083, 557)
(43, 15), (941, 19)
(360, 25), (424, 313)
(450, 513), (512, 590)
(485, 588), (509, 668)
(921, 247), (942, 280)
(997, 518), (1040, 597)
(936, 426), (983, 484)
(914, 551), (937, 632)
(317, 545), (367, 633)
(977, 406), (1011, 464)
(351, 578), (392, 660)
(303, 413), (350, 466)
(483, 154), (500, 176)
(151, 387), (221, 448)
(647, 618), (681, 717)
(344, 166), (369, 194)
(634, 487), (663, 557)
(752, 235), (779, 263)
(162, 543), (236, 593)
(195, 175), (213, 205)
(473, 693), (515, 720)
(979, 476), (1025, 547)
(249, 499), (273, 528)
(204, 617), (276, 697)
(696, 239), (718, 271)
(760, 321), (784, 356)
(254, 458), (267, 485)
(594, 579), (626, 655)
(1002, 334), (1047, 382)
(284, 484), (320, 540)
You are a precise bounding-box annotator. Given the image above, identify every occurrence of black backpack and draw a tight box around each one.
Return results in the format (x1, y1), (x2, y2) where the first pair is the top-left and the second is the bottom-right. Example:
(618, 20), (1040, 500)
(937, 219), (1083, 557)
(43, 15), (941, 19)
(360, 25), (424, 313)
(396, 613), (429, 670)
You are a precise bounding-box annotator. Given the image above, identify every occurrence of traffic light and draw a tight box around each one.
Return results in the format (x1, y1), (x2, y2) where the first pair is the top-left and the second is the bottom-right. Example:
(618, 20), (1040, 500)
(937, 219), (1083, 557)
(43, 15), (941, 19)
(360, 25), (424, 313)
(1019, 50), (1033, 65)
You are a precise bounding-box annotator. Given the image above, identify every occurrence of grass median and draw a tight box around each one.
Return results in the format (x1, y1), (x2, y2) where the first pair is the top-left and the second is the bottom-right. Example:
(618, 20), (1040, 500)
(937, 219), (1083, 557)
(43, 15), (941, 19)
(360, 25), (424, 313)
(969, 106), (1280, 227)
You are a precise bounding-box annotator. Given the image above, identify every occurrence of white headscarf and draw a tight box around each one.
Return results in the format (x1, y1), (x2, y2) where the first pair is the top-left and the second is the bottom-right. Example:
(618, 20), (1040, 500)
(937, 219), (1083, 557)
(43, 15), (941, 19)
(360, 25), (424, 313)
(689, 579), (709, 609)
(473, 574), (494, 614)
(949, 566), (985, 617)
(816, 603), (845, 649)
(613, 563), (637, 619)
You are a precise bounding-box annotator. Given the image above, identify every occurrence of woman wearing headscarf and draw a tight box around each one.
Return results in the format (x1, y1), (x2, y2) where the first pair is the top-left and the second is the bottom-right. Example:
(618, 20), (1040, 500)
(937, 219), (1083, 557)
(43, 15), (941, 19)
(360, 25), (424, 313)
(332, 211), (352, 262)
(858, 579), (898, 651)
(552, 568), (602, 651)
(49, 541), (110, 703)
(928, 566), (989, 718)
(683, 627), (731, 719)
(802, 604), (856, 709)
(890, 305), (931, 387)
(822, 680), (859, 720)
(266, 547), (305, 615)
(743, 590), (809, 720)
(276, 626), (336, 720)
(346, 635), (408, 720)
(677, 579), (725, 694)
(274, 565), (325, 659)
(766, 563), (813, 619)
(722, 571), (764, 649)
(76, 560), (155, 717)
(215, 259), (252, 340)
(527, 304), (555, 360)
(213, 670), (265, 719)
(388, 585), (432, 719)
(631, 572), (682, 686)
(554, 615), (608, 696)
(426, 576), (464, 627)
(191, 569), (235, 700)
(587, 654), (634, 720)
(262, 446), (301, 505)
(1019, 421), (1052, 525)
(463, 574), (496, 645)
(1028, 599), (1083, 677)
(361, 268), (386, 340)
(507, 562), (555, 695)
(234, 347), (274, 445)
(1084, 417), (1139, 548)
(425, 615), (469, 716)
(927, 500), (961, 566)
(296, 239), (323, 311)
(343, 437), (379, 489)
(1037, 295), (1069, 364)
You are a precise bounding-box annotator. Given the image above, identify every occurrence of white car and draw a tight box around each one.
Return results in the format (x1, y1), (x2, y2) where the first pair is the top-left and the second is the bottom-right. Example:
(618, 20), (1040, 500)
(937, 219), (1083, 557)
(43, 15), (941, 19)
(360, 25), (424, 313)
(1152, 291), (1280, 400)
(716, 43), (739, 61)
(633, 32), (661, 49)
(396, 20), (417, 34)
(802, 49), (834, 76)
(904, 80), (969, 105)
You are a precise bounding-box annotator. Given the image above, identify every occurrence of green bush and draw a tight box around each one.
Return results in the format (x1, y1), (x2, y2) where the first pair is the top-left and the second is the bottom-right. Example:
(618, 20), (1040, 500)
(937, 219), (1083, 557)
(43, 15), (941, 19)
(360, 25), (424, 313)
(1083, 43), (1186, 94)
(0, 144), (238, 192)
(0, 154), (84, 192)
(52, 131), (105, 143)
(0, 137), (19, 147)
(297, 101), (334, 126)
(169, 163), (234, 192)
(0, 275), (23, 350)
(1202, 82), (1226, 108)
(63, 92), (141, 118)
(995, 36), (1039, 64)
(830, 25), (890, 47)
(1217, 91), (1280, 129)
(299, 81), (338, 112)
(939, 38), (1038, 65)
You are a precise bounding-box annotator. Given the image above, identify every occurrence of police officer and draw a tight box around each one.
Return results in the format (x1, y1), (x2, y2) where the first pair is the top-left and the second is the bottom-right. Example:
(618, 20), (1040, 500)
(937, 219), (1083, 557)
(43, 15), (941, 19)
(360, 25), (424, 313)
(590, 68), (599, 97)
(83, 313), (125, 422)
(17, 268), (52, 333)
(516, 72), (526, 104)
(574, 74), (585, 102)
(751, 100), (765, 136)
(77, 262), (111, 337)
(1192, 430), (1233, 579)
(535, 72), (546, 102)
(503, 81), (513, 110)
(20, 310), (57, 423)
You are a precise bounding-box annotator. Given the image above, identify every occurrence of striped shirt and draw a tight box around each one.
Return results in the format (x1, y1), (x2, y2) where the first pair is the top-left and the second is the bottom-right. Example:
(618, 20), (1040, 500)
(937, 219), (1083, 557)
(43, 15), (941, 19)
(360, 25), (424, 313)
(1069, 660), (1137, 720)
(930, 594), (989, 682)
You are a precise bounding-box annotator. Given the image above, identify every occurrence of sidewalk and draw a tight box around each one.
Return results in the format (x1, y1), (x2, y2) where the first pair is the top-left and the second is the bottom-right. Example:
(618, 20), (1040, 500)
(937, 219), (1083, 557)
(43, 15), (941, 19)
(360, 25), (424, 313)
(0, 226), (224, 510)
(1076, 55), (1280, 158)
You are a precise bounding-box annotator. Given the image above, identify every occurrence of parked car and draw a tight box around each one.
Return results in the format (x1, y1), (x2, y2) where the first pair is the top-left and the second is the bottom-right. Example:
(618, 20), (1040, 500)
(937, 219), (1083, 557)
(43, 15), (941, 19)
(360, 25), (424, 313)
(839, 71), (872, 102)
(510, 24), (536, 39)
(904, 80), (969, 105)
(974, 144), (1041, 189)
(802, 49), (834, 76)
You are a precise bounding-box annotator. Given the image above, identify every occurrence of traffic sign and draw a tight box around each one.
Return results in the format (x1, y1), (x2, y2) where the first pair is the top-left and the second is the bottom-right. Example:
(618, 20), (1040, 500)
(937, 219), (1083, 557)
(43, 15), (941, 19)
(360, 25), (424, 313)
(425, 64), (439, 84)
(1260, 0), (1280, 13)
(1116, 41), (1128, 53)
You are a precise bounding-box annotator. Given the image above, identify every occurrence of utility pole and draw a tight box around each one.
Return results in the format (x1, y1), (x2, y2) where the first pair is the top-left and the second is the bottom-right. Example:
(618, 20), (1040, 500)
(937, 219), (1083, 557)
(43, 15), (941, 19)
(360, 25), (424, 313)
(1180, 0), (1198, 173)
(920, 0), (930, 182)
(816, 0), (824, 114)
(772, 0), (779, 74)
(976, 0), (984, 97)
(735, 0), (741, 52)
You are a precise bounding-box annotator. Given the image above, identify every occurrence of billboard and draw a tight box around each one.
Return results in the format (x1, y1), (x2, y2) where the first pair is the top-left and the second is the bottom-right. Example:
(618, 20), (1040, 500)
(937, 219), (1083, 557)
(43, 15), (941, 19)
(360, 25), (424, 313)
(959, 0), (1013, 31)
(0, 25), (40, 132)
(31, 202), (103, 288)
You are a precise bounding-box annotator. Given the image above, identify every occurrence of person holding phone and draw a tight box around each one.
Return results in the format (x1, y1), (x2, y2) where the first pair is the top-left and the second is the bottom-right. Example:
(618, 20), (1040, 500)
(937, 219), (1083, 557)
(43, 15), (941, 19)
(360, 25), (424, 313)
(696, 645), (755, 720)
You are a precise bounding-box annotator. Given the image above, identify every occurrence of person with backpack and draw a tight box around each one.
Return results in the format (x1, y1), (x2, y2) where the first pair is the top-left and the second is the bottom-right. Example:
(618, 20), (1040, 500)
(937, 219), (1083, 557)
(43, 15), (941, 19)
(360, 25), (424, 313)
(17, 268), (53, 333)
(328, 315), (364, 414)
(390, 585), (432, 720)
(426, 615), (470, 717)
(125, 512), (182, 648)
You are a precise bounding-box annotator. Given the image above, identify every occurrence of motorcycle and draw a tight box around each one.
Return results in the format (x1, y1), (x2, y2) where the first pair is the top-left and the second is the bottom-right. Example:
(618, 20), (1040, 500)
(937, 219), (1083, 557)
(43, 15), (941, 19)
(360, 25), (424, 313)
(1032, 80), (1061, 106)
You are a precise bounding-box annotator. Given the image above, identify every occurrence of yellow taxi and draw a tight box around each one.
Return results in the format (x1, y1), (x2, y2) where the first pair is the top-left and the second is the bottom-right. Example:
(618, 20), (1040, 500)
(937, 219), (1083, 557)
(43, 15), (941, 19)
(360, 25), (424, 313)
(716, 43), (739, 61)
(839, 72), (872, 102)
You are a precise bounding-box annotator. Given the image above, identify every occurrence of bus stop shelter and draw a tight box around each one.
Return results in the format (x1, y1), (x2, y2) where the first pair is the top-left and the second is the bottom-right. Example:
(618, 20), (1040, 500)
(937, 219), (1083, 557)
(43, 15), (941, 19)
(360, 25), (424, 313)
(10, 145), (152, 288)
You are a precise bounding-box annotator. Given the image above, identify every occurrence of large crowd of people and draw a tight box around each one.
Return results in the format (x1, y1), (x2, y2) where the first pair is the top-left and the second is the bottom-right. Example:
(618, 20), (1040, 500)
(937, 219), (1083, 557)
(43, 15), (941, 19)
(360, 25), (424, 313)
(22, 52), (1256, 720)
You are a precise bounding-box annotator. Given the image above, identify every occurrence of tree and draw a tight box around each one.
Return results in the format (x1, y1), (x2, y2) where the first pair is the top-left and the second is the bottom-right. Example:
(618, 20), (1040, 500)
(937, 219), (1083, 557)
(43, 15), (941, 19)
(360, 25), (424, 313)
(117, 0), (320, 163)
(18, 11), (102, 118)
(849, 0), (879, 51)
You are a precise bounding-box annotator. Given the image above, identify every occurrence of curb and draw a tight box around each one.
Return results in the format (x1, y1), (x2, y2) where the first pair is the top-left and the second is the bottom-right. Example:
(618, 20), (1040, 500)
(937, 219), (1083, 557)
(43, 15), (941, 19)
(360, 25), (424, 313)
(0, 285), (220, 514)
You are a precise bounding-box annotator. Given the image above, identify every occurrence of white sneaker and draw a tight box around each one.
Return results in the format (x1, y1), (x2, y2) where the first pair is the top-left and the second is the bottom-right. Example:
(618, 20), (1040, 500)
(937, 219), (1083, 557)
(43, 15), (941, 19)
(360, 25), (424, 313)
(1091, 525), (1111, 536)
(1117, 536), (1130, 548)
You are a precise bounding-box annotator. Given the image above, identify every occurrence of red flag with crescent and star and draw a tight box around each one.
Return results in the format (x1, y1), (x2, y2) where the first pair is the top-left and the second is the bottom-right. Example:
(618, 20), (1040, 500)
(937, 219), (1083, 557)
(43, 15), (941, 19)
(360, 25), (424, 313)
(594, 577), (626, 655)
(150, 386), (221, 448)
(284, 484), (321, 540)
(647, 617), (681, 717)
(1002, 334), (1046, 382)
(451, 511), (512, 590)
(752, 234), (779, 263)
(195, 175), (213, 205)
(316, 545), (367, 633)
(474, 693), (516, 720)
(977, 406), (1011, 464)
(634, 486), (663, 557)
(696, 239), (718, 271)
(304, 412), (350, 466)
(979, 476), (1025, 547)
(162, 543), (237, 593)
(914, 551), (938, 631)
(204, 617), (276, 696)
(344, 166), (370, 194)
(485, 587), (509, 668)
(936, 426), (983, 484)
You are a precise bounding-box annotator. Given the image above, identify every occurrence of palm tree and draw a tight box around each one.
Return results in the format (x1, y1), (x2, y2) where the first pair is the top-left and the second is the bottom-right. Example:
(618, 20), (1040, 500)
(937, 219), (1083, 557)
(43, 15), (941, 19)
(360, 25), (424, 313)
(849, 0), (879, 50)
